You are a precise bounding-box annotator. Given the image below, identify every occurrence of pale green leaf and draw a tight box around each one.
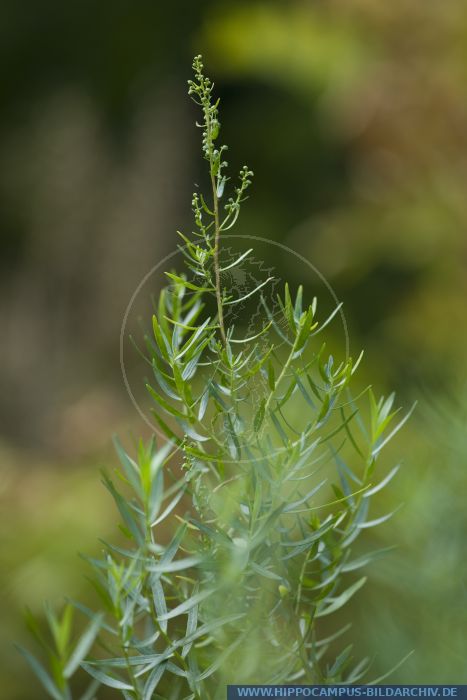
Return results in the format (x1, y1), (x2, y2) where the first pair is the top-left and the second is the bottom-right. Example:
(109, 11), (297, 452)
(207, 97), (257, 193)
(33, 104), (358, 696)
(64, 613), (103, 678)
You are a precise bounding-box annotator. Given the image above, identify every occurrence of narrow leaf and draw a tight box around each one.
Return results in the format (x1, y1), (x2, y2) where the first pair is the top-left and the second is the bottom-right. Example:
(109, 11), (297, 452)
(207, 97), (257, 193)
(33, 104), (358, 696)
(81, 664), (135, 691)
(143, 663), (166, 700)
(64, 613), (103, 678)
(363, 464), (400, 498)
(152, 579), (168, 633)
(316, 577), (367, 617)
(16, 646), (62, 700)
(157, 589), (213, 622)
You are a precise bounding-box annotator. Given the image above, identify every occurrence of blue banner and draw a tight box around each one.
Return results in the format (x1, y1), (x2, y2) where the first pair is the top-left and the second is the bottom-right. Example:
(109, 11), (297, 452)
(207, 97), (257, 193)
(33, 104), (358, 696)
(227, 688), (467, 700)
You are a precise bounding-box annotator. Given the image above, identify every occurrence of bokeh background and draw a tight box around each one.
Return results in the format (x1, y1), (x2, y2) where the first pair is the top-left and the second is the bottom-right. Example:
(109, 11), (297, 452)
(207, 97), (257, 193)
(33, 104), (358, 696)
(1, 1), (467, 696)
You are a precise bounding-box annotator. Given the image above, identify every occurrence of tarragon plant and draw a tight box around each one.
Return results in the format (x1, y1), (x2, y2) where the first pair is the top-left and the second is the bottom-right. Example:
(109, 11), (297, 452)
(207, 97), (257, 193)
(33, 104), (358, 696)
(19, 56), (412, 699)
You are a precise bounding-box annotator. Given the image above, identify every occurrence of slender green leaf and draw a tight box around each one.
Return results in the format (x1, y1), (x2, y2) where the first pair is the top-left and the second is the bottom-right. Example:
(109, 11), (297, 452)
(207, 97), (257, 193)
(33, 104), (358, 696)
(16, 646), (62, 700)
(152, 579), (168, 633)
(143, 663), (166, 700)
(64, 613), (103, 678)
(316, 577), (367, 617)
(81, 663), (135, 691)
(157, 588), (213, 622)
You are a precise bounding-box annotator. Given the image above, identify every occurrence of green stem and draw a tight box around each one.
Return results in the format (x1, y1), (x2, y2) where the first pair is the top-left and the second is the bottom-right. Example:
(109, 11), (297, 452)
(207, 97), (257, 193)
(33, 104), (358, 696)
(211, 172), (226, 346)
(204, 103), (226, 346)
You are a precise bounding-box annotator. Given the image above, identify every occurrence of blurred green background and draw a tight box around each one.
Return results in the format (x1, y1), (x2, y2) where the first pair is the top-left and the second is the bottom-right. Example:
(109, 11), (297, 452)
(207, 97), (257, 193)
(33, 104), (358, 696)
(1, 1), (467, 696)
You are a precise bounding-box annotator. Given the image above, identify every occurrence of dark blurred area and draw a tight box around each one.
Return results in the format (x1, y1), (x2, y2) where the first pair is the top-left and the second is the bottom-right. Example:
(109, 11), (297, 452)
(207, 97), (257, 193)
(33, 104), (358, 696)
(1, 1), (467, 696)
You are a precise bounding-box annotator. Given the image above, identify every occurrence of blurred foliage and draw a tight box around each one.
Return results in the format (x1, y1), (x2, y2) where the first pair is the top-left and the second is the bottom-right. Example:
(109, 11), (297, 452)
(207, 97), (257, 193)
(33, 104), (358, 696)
(0, 447), (116, 698)
(199, 1), (467, 391)
(1, 0), (467, 696)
